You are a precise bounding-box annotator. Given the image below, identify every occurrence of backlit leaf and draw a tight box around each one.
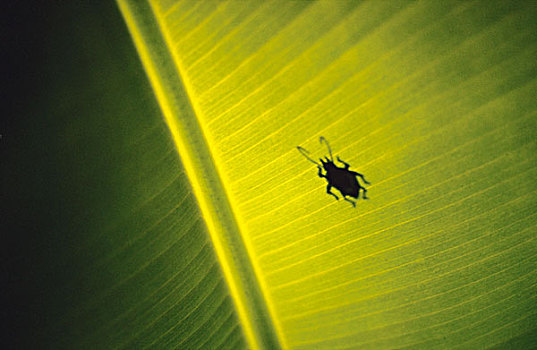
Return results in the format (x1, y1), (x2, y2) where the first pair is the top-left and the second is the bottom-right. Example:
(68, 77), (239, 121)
(119, 0), (537, 348)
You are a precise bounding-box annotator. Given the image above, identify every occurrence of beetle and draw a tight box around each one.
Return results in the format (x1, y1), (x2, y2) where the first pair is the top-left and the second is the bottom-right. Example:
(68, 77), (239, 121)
(297, 137), (370, 207)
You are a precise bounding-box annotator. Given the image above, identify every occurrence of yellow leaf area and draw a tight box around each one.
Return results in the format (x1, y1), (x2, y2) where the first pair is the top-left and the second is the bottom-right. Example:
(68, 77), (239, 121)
(126, 1), (537, 349)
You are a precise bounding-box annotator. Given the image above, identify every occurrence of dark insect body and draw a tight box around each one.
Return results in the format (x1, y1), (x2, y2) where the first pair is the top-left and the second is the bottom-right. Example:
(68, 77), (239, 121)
(297, 137), (370, 207)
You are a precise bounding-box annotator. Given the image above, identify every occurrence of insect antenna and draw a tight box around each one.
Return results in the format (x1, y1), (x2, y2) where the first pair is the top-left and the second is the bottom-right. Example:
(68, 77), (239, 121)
(297, 146), (320, 166)
(319, 136), (333, 161)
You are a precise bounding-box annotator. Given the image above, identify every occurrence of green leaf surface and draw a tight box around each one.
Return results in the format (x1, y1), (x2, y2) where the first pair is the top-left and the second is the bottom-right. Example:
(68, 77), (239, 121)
(118, 0), (537, 349)
(5, 1), (537, 349)
(3, 2), (245, 349)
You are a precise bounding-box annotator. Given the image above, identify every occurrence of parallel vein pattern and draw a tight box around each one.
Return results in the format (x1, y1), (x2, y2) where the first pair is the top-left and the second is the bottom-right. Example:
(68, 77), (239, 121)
(15, 2), (246, 348)
(132, 0), (537, 349)
(117, 0), (281, 349)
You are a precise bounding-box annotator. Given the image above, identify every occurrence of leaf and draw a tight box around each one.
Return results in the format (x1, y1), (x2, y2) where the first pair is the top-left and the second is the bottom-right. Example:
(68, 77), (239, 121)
(5, 1), (536, 350)
(4, 2), (245, 349)
(117, 0), (537, 349)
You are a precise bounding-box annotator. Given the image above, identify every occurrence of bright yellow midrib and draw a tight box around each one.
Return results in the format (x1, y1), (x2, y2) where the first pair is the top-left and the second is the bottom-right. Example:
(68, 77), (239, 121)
(116, 1), (285, 349)
(146, 8), (287, 348)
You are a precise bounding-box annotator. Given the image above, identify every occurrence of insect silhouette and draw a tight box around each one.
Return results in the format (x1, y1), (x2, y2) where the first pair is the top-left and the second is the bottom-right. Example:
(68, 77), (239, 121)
(297, 137), (370, 207)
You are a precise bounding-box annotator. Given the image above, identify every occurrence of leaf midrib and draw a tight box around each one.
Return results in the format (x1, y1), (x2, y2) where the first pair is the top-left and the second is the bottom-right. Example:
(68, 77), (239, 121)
(116, 1), (283, 349)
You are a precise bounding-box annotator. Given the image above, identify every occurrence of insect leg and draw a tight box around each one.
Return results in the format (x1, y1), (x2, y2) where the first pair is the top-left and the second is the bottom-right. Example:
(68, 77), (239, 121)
(343, 196), (356, 207)
(360, 186), (369, 200)
(318, 166), (326, 178)
(326, 185), (339, 200)
(336, 156), (350, 170)
(353, 172), (370, 185)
